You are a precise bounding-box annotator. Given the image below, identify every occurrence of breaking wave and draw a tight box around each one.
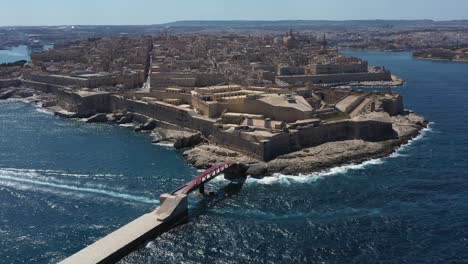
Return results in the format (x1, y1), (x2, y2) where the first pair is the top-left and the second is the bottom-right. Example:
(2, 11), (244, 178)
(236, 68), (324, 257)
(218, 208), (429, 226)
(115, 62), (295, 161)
(118, 124), (135, 128)
(246, 122), (434, 186)
(152, 142), (174, 148)
(35, 107), (54, 115)
(389, 122), (434, 158)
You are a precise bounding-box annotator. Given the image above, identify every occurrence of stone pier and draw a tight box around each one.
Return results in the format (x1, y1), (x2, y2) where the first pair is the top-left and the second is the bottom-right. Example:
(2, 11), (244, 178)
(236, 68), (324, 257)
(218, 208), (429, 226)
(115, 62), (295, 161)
(60, 193), (188, 264)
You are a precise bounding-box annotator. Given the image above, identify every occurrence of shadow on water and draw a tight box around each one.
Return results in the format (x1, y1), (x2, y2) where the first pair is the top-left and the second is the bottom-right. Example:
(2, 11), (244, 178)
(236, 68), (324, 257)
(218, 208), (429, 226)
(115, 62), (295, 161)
(188, 178), (246, 219)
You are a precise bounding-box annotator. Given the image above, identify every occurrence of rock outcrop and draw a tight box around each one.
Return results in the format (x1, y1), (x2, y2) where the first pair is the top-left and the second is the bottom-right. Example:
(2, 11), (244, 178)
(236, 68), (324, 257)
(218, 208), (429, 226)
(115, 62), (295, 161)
(151, 127), (205, 148)
(85, 113), (108, 123)
(184, 112), (428, 176)
(116, 113), (134, 124)
(183, 144), (259, 169)
(174, 132), (205, 149)
(0, 90), (15, 100)
(135, 119), (157, 132)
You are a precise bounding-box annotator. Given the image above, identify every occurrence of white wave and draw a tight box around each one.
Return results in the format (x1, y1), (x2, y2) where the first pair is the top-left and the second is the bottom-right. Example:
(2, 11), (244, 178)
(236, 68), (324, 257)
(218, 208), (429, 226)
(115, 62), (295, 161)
(4, 98), (29, 103)
(245, 158), (385, 186)
(247, 122), (434, 186)
(388, 152), (409, 158)
(145, 241), (156, 249)
(35, 107), (54, 115)
(118, 123), (134, 127)
(389, 122), (434, 159)
(0, 167), (121, 178)
(152, 142), (174, 147)
(0, 172), (159, 204)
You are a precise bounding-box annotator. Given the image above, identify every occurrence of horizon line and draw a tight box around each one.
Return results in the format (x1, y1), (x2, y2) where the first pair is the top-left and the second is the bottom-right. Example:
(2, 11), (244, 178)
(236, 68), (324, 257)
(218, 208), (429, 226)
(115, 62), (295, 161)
(2, 18), (468, 28)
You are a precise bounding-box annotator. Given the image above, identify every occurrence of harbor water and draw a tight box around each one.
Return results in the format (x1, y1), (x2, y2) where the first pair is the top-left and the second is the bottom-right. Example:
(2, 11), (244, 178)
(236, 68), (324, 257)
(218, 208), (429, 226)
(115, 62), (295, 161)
(1, 52), (467, 263)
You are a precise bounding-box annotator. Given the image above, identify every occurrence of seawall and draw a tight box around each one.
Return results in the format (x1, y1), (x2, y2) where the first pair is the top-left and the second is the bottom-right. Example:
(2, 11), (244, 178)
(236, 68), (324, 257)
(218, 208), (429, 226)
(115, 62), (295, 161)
(20, 80), (399, 162)
(277, 71), (392, 84)
(0, 78), (21, 88)
(60, 193), (188, 264)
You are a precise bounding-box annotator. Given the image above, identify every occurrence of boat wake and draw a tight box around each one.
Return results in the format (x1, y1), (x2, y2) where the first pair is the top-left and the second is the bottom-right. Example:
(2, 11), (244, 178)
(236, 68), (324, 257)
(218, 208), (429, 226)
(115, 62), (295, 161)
(0, 168), (159, 204)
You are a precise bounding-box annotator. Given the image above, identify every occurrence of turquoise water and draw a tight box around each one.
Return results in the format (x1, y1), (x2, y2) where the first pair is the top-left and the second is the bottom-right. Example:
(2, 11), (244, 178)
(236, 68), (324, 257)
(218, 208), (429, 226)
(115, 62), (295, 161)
(0, 46), (30, 63)
(1, 52), (468, 263)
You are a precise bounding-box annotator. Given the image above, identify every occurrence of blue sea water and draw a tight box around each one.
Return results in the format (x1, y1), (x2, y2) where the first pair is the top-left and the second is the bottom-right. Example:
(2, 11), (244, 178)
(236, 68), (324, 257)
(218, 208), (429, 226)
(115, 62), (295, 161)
(1, 52), (468, 263)
(0, 46), (30, 63)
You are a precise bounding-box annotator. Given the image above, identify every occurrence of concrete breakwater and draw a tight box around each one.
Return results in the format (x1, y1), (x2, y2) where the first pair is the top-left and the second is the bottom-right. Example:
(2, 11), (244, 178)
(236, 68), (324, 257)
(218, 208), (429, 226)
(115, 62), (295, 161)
(59, 162), (244, 264)
(60, 193), (189, 264)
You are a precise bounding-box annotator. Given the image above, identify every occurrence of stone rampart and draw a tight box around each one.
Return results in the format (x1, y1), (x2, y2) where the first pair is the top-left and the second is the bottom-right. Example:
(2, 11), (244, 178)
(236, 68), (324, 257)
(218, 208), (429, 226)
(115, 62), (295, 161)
(277, 71), (392, 85)
(262, 120), (397, 161)
(0, 79), (20, 88)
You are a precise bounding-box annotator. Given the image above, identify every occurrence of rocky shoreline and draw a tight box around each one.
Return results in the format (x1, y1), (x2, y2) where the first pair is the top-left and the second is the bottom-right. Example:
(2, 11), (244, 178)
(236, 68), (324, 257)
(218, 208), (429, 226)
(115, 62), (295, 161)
(413, 56), (468, 63)
(183, 113), (428, 176)
(1, 86), (428, 178)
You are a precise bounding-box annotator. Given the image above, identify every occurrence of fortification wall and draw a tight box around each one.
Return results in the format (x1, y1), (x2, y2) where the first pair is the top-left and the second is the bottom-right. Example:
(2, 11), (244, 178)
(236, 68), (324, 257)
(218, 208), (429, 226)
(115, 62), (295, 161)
(309, 63), (368, 75)
(21, 79), (398, 162)
(210, 129), (265, 160)
(262, 120), (397, 161)
(277, 71), (392, 85)
(28, 73), (89, 87)
(110, 96), (215, 136)
(21, 80), (66, 94)
(148, 90), (192, 104)
(0, 79), (20, 88)
(382, 95), (404, 116)
(262, 132), (300, 161)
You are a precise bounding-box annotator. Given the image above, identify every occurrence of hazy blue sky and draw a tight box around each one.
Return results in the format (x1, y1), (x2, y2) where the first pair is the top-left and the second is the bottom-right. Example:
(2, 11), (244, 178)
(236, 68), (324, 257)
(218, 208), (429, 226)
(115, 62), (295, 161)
(1, 0), (467, 26)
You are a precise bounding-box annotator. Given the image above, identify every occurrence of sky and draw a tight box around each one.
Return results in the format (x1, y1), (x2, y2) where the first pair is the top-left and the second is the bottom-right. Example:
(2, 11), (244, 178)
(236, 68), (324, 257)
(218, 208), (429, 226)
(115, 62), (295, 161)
(1, 0), (467, 26)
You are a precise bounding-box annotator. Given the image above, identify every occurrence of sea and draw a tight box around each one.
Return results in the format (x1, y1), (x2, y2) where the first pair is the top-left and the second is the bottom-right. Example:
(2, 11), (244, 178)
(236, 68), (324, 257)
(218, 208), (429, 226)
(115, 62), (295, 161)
(0, 46), (30, 64)
(1, 51), (468, 263)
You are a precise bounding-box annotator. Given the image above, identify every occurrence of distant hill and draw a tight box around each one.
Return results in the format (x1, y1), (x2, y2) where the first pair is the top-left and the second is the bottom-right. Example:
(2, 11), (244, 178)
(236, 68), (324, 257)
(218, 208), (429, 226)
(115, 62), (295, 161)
(160, 19), (468, 29)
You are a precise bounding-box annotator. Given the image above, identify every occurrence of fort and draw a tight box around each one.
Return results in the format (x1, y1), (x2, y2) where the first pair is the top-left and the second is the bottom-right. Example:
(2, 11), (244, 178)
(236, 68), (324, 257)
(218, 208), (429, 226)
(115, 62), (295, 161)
(0, 32), (426, 174)
(413, 48), (468, 62)
(0, 31), (430, 264)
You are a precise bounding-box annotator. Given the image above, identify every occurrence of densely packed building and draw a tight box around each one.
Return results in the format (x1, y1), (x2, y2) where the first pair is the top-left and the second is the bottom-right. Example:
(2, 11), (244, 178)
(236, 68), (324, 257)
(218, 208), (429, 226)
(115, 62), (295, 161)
(27, 36), (152, 90)
(1, 32), (404, 161)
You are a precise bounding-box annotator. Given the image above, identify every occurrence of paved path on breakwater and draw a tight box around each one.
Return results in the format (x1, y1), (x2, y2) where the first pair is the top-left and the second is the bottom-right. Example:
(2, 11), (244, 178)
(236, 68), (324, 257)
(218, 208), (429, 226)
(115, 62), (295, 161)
(60, 163), (238, 264)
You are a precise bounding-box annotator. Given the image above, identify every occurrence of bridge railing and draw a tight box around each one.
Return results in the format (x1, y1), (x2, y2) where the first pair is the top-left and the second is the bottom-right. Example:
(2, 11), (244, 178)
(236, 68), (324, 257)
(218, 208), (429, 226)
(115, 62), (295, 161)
(173, 162), (236, 195)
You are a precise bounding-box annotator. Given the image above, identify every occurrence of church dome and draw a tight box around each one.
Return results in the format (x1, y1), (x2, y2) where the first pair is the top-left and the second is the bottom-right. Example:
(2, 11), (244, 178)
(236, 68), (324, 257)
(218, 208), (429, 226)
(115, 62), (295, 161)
(283, 29), (298, 49)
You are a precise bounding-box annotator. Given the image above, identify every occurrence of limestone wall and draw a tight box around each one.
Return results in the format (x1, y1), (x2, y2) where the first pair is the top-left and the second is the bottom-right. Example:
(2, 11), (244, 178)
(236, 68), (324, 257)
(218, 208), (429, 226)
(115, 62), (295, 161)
(277, 71), (392, 85)
(110, 96), (215, 136)
(0, 79), (20, 88)
(262, 120), (397, 161)
(21, 80), (65, 94)
(382, 95), (404, 116)
(28, 73), (89, 87)
(148, 90), (192, 104)
(21, 79), (398, 162)
(210, 129), (265, 160)
(308, 63), (368, 75)
(56, 91), (112, 116)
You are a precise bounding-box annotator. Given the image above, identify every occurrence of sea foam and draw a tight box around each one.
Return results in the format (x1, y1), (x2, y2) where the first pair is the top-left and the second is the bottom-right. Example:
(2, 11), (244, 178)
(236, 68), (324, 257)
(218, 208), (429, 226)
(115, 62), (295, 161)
(0, 168), (159, 204)
(35, 107), (54, 115)
(246, 122), (434, 186)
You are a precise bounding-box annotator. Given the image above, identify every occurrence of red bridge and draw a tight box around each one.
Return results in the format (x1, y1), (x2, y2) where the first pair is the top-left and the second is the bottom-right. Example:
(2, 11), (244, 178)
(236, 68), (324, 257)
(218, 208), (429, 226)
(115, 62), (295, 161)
(173, 162), (241, 195)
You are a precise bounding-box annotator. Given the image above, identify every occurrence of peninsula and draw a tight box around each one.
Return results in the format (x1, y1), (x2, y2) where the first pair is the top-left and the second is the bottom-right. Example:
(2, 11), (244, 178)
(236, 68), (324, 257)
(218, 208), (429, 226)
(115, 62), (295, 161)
(413, 48), (468, 62)
(0, 32), (427, 176)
